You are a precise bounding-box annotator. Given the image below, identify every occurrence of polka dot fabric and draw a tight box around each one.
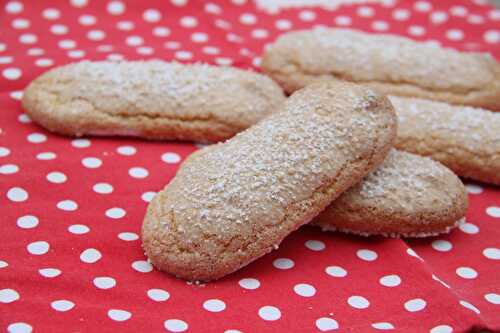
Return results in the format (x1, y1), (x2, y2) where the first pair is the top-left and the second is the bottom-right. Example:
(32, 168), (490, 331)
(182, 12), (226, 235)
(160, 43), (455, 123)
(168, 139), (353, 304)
(1, 0), (499, 332)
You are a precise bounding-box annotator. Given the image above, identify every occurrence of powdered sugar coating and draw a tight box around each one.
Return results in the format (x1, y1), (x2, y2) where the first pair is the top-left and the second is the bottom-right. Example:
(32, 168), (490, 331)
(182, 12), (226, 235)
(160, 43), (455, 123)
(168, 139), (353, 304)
(392, 96), (500, 184)
(142, 81), (396, 281)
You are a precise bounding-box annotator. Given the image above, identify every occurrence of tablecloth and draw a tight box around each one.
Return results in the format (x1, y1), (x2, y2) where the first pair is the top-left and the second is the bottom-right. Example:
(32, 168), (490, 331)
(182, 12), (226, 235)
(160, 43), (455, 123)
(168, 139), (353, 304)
(1, 0), (499, 332)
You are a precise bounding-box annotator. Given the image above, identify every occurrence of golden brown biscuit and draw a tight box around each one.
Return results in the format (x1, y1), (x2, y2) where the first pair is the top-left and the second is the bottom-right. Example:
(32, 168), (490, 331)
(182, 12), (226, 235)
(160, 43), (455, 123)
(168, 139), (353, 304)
(262, 28), (500, 110)
(22, 60), (285, 142)
(391, 96), (500, 185)
(142, 81), (397, 281)
(313, 150), (468, 237)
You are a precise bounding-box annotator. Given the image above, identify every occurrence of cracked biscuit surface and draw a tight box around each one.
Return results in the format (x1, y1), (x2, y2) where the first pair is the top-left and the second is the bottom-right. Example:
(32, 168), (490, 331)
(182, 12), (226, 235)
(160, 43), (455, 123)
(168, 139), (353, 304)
(262, 28), (500, 110)
(391, 96), (500, 185)
(142, 81), (397, 281)
(22, 60), (285, 142)
(313, 150), (468, 237)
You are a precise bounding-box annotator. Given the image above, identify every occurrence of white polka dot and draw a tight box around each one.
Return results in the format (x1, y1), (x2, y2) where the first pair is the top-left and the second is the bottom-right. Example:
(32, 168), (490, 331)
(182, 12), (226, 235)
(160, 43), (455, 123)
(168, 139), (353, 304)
(116, 20), (133, 31)
(482, 247), (500, 260)
(203, 299), (226, 312)
(160, 152), (181, 164)
(12, 18), (30, 29)
(108, 309), (131, 321)
(143, 9), (161, 22)
(10, 91), (23, 100)
(27, 48), (44, 56)
(82, 157), (102, 168)
(334, 15), (351, 26)
(484, 30), (500, 44)
(51, 300), (74, 312)
(50, 24), (68, 35)
(404, 298), (427, 312)
(357, 6), (374, 17)
(467, 14), (484, 24)
(129, 167), (149, 179)
(204, 3), (220, 14)
(316, 317), (339, 331)
(27, 241), (49, 255)
(275, 19), (292, 30)
(107, 1), (125, 15)
(224, 330), (242, 333)
(94, 276), (116, 289)
(93, 182), (113, 194)
(486, 206), (500, 218)
(96, 45), (112, 52)
(136, 46), (154, 55)
(372, 322), (394, 330)
(408, 25), (426, 36)
(347, 296), (370, 309)
(147, 288), (170, 302)
(484, 293), (500, 304)
(459, 300), (480, 314)
(80, 248), (101, 263)
(114, 146), (135, 157)
(180, 16), (198, 28)
(299, 10), (316, 21)
(87, 30), (105, 41)
(68, 224), (89, 234)
(46, 171), (67, 184)
(380, 274), (401, 287)
(57, 200), (78, 211)
(325, 265), (347, 277)
(0, 164), (18, 174)
(273, 258), (294, 269)
(39, 268), (61, 278)
(0, 260), (7, 268)
(17, 215), (38, 229)
(459, 222), (479, 234)
(0, 56), (13, 64)
(141, 191), (156, 202)
(105, 207), (126, 219)
(42, 8), (60, 20)
(305, 240), (325, 251)
(372, 20), (389, 31)
(37, 152), (56, 160)
(0, 289), (20, 303)
(432, 240), (452, 252)
(430, 325), (453, 333)
(153, 26), (170, 37)
(191, 32), (208, 43)
(465, 184), (483, 194)
(27, 133), (46, 143)
(258, 306), (281, 321)
(357, 249), (377, 261)
(446, 29), (464, 41)
(35, 58), (53, 67)
(132, 260), (153, 273)
(430, 11), (448, 24)
(456, 267), (478, 279)
(215, 57), (233, 66)
(0, 147), (11, 157)
(7, 322), (33, 333)
(79, 14), (96, 25)
(5, 1), (23, 14)
(414, 1), (432, 11)
(67, 49), (85, 58)
(175, 50), (192, 60)
(489, 9), (500, 20)
(125, 35), (142, 46)
(70, 0), (88, 7)
(3, 68), (22, 80)
(164, 319), (188, 332)
(450, 5), (467, 16)
(251, 29), (268, 39)
(202, 46), (219, 55)
(239, 278), (260, 290)
(294, 283), (316, 297)
(0, 43), (5, 52)
(118, 232), (139, 241)
(7, 187), (28, 202)
(71, 139), (90, 148)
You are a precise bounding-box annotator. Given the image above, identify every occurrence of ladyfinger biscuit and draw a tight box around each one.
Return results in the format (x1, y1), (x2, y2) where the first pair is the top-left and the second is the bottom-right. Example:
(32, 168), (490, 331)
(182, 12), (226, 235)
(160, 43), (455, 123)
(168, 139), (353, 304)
(313, 150), (468, 238)
(22, 60), (285, 142)
(391, 96), (500, 185)
(142, 81), (397, 281)
(262, 28), (500, 110)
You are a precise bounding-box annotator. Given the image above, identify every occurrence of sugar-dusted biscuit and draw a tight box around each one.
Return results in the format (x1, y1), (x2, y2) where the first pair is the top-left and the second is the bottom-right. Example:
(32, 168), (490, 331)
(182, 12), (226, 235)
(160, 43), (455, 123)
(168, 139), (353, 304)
(142, 81), (397, 281)
(313, 150), (468, 237)
(22, 60), (285, 142)
(262, 28), (500, 110)
(391, 96), (500, 185)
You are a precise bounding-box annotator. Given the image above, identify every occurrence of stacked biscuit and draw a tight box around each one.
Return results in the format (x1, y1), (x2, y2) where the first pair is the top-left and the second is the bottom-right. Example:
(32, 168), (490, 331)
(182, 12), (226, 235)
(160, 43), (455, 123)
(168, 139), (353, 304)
(22, 28), (499, 281)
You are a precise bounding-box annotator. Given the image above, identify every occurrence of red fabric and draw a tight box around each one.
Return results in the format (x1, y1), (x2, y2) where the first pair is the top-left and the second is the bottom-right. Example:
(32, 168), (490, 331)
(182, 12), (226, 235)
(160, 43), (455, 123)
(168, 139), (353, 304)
(1, 1), (499, 332)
